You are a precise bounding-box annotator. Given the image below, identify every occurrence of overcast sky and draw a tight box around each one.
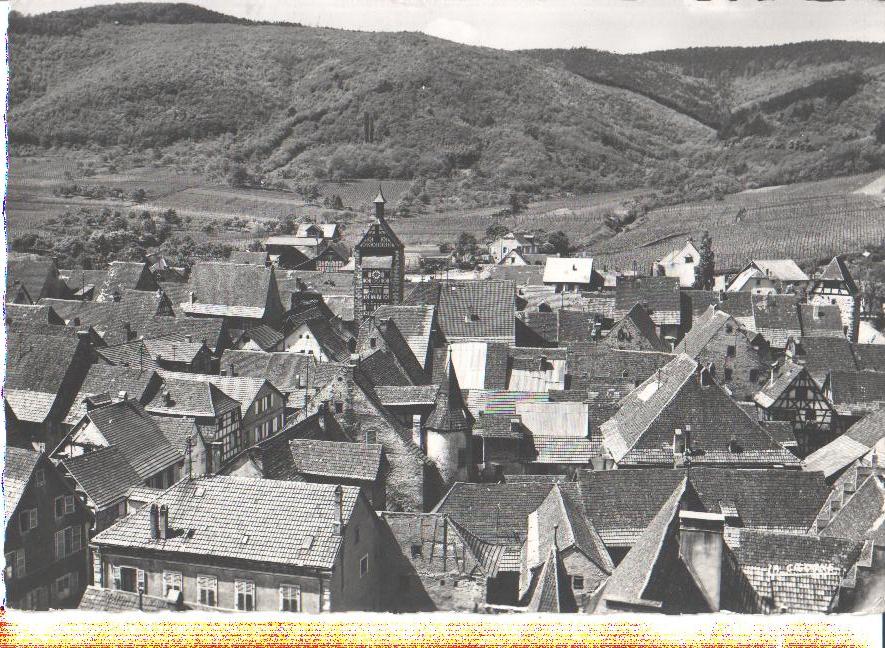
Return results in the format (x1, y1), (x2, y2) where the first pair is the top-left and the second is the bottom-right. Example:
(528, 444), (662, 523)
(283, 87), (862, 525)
(13, 0), (885, 53)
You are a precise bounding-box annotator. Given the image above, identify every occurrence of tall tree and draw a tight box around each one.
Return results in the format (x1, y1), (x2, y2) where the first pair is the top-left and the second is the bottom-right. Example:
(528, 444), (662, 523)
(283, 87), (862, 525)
(694, 231), (715, 290)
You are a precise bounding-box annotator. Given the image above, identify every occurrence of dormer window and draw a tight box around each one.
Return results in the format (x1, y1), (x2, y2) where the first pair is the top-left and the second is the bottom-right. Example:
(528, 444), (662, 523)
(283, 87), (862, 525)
(369, 337), (377, 349)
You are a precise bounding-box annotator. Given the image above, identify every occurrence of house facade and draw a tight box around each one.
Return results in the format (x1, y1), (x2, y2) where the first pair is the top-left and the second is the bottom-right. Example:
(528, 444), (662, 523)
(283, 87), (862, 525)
(89, 477), (387, 612)
(809, 256), (860, 343)
(5, 448), (91, 609)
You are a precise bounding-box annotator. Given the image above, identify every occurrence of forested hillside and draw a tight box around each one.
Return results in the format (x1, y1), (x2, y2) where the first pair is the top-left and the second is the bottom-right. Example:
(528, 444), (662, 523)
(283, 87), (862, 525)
(9, 4), (885, 206)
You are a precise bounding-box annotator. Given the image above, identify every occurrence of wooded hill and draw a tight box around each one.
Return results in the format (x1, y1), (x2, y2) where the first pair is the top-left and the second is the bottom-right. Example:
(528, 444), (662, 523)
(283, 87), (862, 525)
(9, 4), (885, 203)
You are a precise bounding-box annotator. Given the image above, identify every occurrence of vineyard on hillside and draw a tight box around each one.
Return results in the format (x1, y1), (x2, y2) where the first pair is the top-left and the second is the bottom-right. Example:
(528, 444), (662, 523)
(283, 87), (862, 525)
(591, 191), (885, 273)
(315, 179), (414, 210)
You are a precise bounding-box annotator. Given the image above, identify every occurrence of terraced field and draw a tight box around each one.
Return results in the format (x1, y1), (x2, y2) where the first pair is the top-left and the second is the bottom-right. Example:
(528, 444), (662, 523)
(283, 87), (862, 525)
(315, 179), (414, 210)
(591, 186), (885, 273)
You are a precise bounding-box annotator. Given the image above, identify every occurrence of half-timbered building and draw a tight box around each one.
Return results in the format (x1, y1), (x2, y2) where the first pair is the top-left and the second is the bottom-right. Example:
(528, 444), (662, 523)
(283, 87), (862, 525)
(809, 256), (860, 342)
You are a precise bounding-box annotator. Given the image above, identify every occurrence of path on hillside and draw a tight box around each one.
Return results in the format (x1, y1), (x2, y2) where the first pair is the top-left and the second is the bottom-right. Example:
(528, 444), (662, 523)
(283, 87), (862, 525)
(855, 174), (885, 196)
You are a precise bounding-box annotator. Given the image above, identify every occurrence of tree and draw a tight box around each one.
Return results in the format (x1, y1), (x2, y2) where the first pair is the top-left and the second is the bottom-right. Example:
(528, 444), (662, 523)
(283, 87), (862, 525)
(875, 114), (885, 144)
(485, 222), (509, 242)
(546, 231), (571, 256)
(130, 188), (147, 203)
(456, 232), (478, 259)
(227, 164), (251, 188)
(509, 192), (529, 214)
(694, 231), (715, 290)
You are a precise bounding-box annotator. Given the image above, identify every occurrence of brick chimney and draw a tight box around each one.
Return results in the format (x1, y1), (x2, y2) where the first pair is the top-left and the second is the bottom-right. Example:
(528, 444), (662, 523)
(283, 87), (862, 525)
(678, 511), (725, 611)
(149, 503), (160, 540)
(332, 485), (344, 535)
(159, 504), (170, 540)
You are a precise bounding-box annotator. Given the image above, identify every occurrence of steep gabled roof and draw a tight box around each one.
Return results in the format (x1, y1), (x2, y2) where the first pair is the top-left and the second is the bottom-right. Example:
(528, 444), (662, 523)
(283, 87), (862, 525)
(435, 280), (515, 341)
(220, 350), (316, 394)
(229, 250), (270, 265)
(602, 355), (797, 466)
(373, 304), (436, 369)
(288, 438), (384, 482)
(607, 303), (664, 351)
(819, 474), (885, 542)
(157, 370), (275, 418)
(593, 478), (690, 610)
(791, 336), (859, 384)
(749, 294), (802, 348)
(146, 378), (240, 419)
(7, 253), (59, 301)
(186, 262), (276, 315)
(4, 447), (42, 525)
(753, 362), (806, 408)
(64, 364), (159, 426)
(60, 445), (142, 509)
(676, 307), (747, 357)
(615, 276), (681, 325)
(818, 256), (858, 293)
(804, 410), (885, 478)
(728, 529), (862, 613)
(825, 371), (885, 413)
(96, 261), (157, 301)
(798, 304), (844, 338)
(5, 303), (66, 326)
(566, 345), (674, 389)
(525, 546), (579, 613)
(74, 399), (183, 480)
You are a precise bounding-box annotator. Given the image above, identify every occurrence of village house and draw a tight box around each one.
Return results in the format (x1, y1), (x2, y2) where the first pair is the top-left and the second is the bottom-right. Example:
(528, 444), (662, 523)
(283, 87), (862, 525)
(5, 447), (91, 609)
(181, 262), (286, 331)
(614, 276), (683, 344)
(498, 249), (552, 267)
(157, 370), (286, 448)
(675, 306), (771, 402)
(753, 363), (837, 456)
(405, 280), (516, 346)
(220, 414), (388, 511)
(488, 232), (540, 264)
(600, 355), (800, 468)
(310, 242), (351, 273)
(263, 236), (313, 269)
(53, 399), (185, 532)
(803, 409), (885, 482)
(821, 370), (885, 430)
(97, 338), (214, 374)
(602, 303), (665, 351)
(809, 256), (861, 342)
(7, 253), (71, 304)
(542, 257), (604, 293)
(654, 239), (702, 288)
(285, 315), (352, 361)
(88, 476), (387, 612)
(94, 261), (160, 303)
(727, 259), (810, 295)
(5, 331), (95, 450)
(378, 512), (494, 612)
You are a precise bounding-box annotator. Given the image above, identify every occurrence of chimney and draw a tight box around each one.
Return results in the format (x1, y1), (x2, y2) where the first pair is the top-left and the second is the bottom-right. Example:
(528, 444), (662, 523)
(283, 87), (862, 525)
(349, 352), (360, 366)
(118, 391), (128, 401)
(189, 291), (195, 304)
(332, 485), (344, 535)
(678, 511), (725, 611)
(412, 414), (423, 450)
(159, 505), (169, 540)
(210, 442), (223, 475)
(229, 363), (235, 378)
(149, 503), (160, 540)
(162, 389), (172, 406)
(673, 429), (686, 457)
(871, 452), (878, 469)
(122, 321), (134, 341)
(77, 330), (91, 343)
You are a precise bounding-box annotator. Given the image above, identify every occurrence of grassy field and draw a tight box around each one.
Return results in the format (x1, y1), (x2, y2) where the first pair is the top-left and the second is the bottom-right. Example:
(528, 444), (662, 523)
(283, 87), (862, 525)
(7, 155), (885, 269)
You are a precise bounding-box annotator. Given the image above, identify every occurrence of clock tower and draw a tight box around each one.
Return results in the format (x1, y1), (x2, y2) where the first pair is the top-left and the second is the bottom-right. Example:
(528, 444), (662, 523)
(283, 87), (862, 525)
(354, 188), (405, 321)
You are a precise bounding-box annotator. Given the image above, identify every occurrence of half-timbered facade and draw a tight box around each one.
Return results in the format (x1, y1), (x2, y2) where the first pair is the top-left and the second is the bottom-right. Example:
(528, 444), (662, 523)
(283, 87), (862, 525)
(353, 190), (405, 322)
(753, 363), (836, 457)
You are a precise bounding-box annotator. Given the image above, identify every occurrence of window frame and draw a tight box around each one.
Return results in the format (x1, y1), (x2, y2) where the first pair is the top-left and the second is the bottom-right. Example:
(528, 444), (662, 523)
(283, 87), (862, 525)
(163, 571), (183, 596)
(19, 508), (38, 533)
(35, 469), (45, 487)
(54, 525), (83, 561)
(359, 554), (369, 578)
(54, 571), (78, 600)
(279, 584), (301, 612)
(198, 575), (218, 607)
(5, 548), (26, 579)
(235, 579), (256, 611)
(572, 575), (585, 590)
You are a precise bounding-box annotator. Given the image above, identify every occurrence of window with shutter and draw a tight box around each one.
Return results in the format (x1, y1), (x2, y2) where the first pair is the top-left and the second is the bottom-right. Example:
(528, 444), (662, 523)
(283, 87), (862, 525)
(65, 495), (76, 515)
(359, 554), (369, 578)
(55, 496), (64, 519)
(279, 584), (300, 612)
(235, 580), (255, 611)
(20, 508), (37, 533)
